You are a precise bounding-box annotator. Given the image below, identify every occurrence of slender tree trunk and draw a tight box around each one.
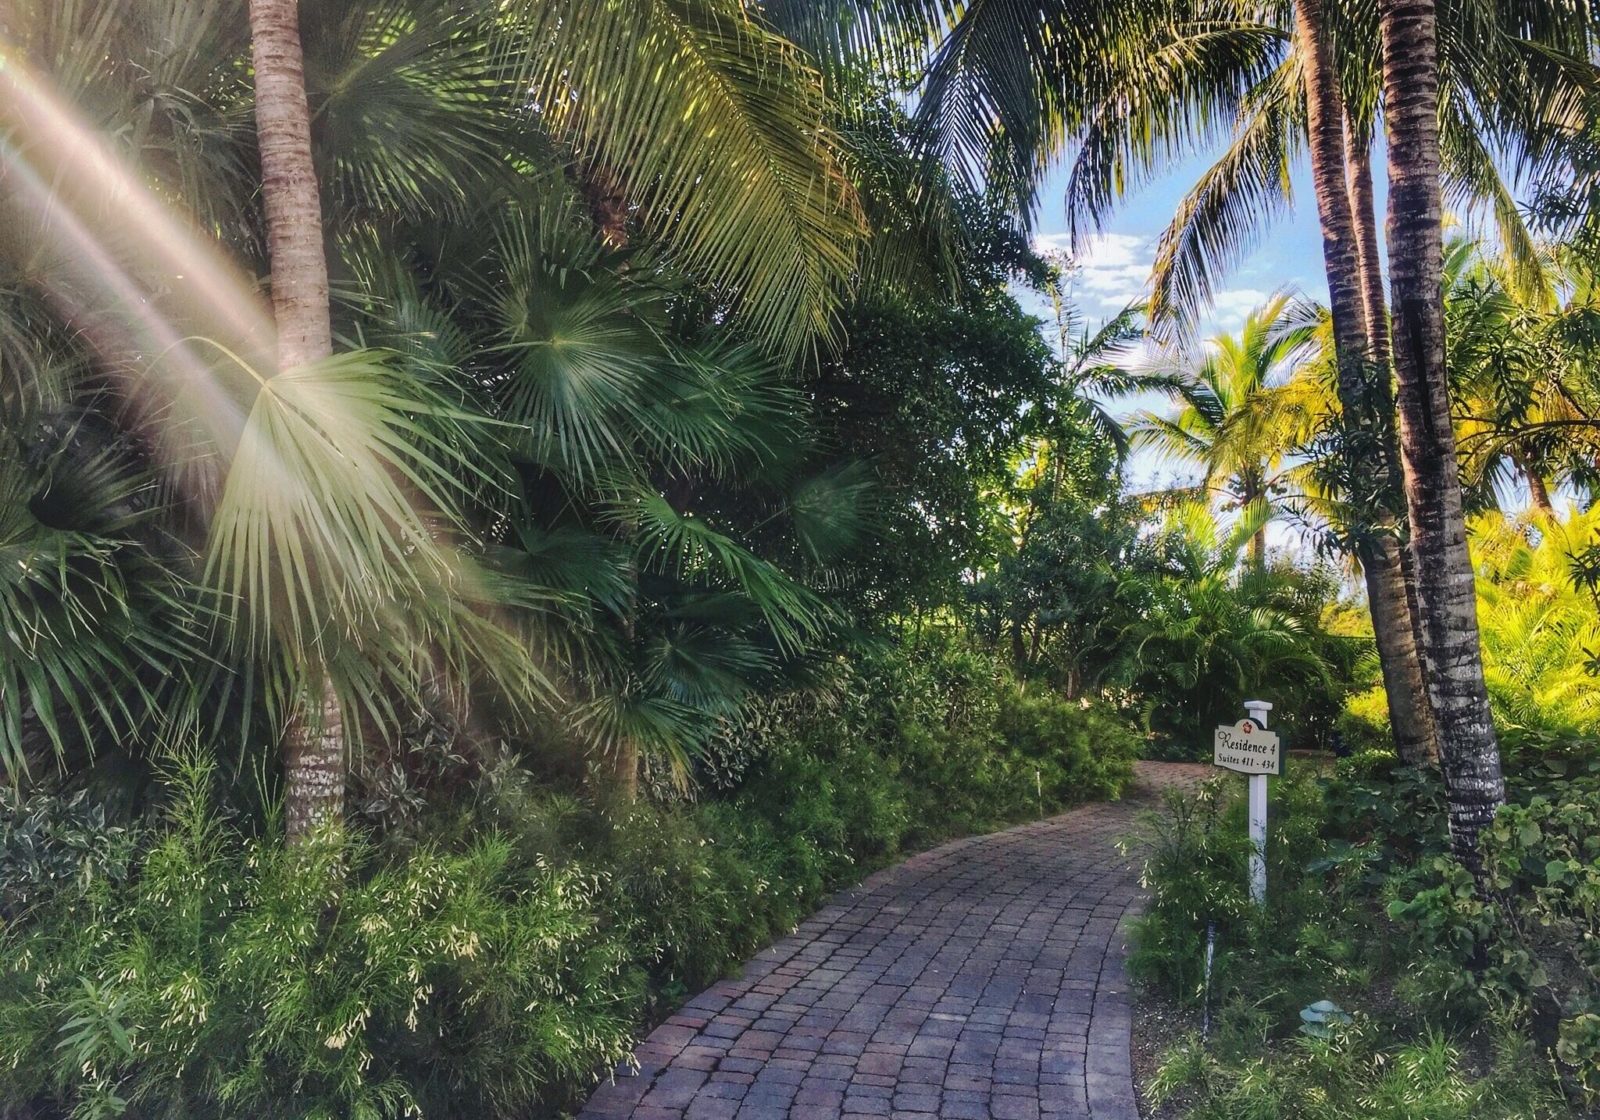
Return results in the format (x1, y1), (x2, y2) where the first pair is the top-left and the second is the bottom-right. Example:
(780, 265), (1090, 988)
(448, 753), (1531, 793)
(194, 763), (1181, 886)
(1379, 0), (1504, 865)
(1249, 527), (1266, 569)
(1350, 120), (1439, 718)
(612, 742), (640, 800)
(1354, 124), (1440, 764)
(1345, 121), (1391, 367)
(249, 0), (341, 840)
(1518, 455), (1556, 514)
(1296, 0), (1437, 766)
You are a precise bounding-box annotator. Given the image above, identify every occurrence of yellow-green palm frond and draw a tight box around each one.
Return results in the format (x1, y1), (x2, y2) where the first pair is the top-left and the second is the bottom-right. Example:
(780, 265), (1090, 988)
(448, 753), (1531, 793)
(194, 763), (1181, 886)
(511, 0), (866, 357)
(204, 349), (554, 743)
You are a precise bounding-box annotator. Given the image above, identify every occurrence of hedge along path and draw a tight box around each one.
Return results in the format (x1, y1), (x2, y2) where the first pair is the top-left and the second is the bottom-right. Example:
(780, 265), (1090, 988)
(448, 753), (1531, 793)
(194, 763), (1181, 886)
(579, 762), (1210, 1120)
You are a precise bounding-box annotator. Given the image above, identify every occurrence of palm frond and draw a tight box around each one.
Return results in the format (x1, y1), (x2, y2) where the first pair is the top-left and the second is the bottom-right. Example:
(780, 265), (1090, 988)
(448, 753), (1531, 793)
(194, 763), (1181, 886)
(1148, 57), (1301, 336)
(599, 478), (831, 654)
(1064, 16), (1285, 239)
(511, 0), (866, 357)
(1438, 105), (1551, 308)
(305, 0), (524, 225)
(204, 348), (484, 658)
(0, 424), (198, 777)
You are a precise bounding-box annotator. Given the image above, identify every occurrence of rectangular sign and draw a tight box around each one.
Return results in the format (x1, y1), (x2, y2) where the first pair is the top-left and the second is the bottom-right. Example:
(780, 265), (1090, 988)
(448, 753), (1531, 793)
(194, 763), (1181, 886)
(1213, 718), (1283, 775)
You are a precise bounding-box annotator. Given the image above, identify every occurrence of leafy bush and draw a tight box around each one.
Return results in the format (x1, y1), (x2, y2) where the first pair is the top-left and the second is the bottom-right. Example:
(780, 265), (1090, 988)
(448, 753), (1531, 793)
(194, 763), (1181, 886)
(0, 632), (1145, 1118)
(0, 758), (640, 1120)
(1387, 771), (1600, 1096)
(1337, 686), (1394, 756)
(1151, 1023), (1563, 1120)
(995, 688), (1140, 805)
(1133, 759), (1599, 1116)
(1129, 770), (1353, 1028)
(0, 787), (141, 921)
(1127, 781), (1256, 1002)
(1471, 511), (1600, 744)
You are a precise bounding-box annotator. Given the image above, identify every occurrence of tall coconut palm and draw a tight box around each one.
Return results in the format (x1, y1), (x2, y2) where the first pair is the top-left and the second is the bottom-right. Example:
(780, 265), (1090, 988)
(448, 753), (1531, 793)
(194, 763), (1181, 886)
(1132, 294), (1319, 568)
(1052, 0), (1592, 771)
(1291, 0), (1437, 765)
(1069, 0), (1594, 332)
(778, 0), (1586, 769)
(1379, 0), (1504, 865)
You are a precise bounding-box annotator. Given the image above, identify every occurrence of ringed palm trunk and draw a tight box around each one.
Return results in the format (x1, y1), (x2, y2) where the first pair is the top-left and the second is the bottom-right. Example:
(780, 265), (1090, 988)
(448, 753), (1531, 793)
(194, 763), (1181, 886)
(249, 0), (342, 840)
(1294, 0), (1438, 766)
(1344, 122), (1391, 368)
(1348, 121), (1438, 716)
(1379, 0), (1505, 865)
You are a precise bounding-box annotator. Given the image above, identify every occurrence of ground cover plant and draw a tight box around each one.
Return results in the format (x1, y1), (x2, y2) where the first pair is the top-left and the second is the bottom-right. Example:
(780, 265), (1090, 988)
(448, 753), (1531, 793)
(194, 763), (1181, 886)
(1129, 748), (1600, 1118)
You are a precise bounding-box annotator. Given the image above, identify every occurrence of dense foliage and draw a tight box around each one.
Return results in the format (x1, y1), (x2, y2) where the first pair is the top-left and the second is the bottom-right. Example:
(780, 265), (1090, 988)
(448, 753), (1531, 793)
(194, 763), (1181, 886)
(0, 636), (1140, 1118)
(1129, 747), (1600, 1118)
(5, 0), (1600, 1116)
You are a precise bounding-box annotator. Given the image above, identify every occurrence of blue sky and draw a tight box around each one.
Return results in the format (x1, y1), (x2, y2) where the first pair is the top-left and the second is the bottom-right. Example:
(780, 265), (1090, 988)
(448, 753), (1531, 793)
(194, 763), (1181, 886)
(1016, 148), (1335, 535)
(1013, 139), (1550, 529)
(1030, 152), (1332, 329)
(1014, 143), (1557, 537)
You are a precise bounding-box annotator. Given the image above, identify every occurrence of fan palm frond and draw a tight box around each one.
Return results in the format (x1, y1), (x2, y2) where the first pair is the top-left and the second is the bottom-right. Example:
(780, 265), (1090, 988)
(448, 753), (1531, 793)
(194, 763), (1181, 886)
(0, 424), (199, 776)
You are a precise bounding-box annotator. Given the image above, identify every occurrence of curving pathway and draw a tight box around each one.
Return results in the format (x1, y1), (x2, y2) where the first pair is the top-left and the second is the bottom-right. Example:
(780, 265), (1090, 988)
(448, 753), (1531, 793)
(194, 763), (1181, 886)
(579, 762), (1207, 1120)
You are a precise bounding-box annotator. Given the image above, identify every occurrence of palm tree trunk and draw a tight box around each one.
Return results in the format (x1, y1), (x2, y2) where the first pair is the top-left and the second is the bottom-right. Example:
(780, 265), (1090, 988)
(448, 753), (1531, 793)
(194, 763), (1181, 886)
(612, 742), (640, 801)
(1351, 129), (1441, 752)
(1295, 0), (1437, 766)
(1249, 527), (1266, 569)
(1344, 121), (1391, 367)
(1518, 455), (1556, 515)
(248, 0), (341, 840)
(1379, 0), (1504, 865)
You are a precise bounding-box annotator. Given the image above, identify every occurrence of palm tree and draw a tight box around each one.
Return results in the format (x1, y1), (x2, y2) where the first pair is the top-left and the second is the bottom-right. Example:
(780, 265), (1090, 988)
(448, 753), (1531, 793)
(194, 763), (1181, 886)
(1071, 0), (1588, 770)
(246, 0), (343, 838)
(1133, 294), (1319, 568)
(1068, 0), (1593, 331)
(1290, 0), (1437, 765)
(0, 0), (879, 816)
(1446, 240), (1600, 513)
(1379, 0), (1504, 865)
(1121, 499), (1339, 745)
(779, 0), (1583, 771)
(1472, 508), (1600, 738)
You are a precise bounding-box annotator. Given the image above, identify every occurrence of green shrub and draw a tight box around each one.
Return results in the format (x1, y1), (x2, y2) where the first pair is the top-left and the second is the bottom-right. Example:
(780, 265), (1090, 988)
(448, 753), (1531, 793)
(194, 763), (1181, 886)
(996, 689), (1140, 804)
(1129, 770), (1349, 1017)
(1127, 780), (1256, 1002)
(0, 787), (141, 921)
(0, 758), (639, 1120)
(1337, 686), (1394, 756)
(1134, 757), (1600, 1116)
(1386, 775), (1600, 1097)
(1151, 1023), (1564, 1120)
(0, 631), (1148, 1118)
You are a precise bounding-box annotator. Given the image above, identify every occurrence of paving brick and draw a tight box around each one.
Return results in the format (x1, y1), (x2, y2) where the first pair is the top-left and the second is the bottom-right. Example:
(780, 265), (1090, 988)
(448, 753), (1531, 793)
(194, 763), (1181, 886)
(575, 763), (1204, 1120)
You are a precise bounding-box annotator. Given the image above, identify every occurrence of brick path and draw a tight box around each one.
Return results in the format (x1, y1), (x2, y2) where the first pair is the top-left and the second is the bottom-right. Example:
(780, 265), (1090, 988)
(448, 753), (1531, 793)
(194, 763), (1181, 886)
(580, 762), (1208, 1120)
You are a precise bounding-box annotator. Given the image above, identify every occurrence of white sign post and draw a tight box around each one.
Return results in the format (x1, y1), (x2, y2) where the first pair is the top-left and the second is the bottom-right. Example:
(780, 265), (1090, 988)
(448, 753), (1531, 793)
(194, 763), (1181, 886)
(1212, 699), (1281, 906)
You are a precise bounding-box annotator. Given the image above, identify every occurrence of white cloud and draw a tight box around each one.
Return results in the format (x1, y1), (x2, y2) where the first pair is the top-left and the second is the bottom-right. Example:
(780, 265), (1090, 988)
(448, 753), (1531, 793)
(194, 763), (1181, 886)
(1032, 232), (1158, 311)
(1032, 232), (1282, 330)
(1207, 287), (1271, 333)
